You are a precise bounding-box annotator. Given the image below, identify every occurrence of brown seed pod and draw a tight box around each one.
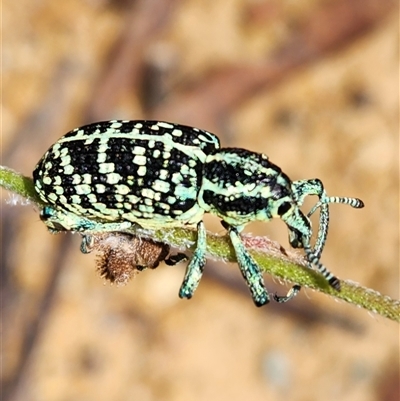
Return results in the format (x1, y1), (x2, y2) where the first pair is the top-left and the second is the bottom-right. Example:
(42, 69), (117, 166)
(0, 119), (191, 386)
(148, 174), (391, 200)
(81, 233), (171, 285)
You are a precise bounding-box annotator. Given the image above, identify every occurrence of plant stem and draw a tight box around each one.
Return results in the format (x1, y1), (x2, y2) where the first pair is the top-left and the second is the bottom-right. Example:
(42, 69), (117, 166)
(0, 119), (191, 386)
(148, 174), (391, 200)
(1, 165), (399, 322)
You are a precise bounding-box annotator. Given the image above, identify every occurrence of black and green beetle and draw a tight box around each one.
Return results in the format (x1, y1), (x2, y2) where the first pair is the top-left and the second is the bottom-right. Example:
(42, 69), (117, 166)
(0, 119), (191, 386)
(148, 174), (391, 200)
(33, 120), (364, 306)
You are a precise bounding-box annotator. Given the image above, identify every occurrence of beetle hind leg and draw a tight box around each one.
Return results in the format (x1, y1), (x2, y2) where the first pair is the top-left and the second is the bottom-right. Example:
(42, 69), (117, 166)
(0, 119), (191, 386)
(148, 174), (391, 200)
(273, 285), (301, 303)
(226, 224), (270, 307)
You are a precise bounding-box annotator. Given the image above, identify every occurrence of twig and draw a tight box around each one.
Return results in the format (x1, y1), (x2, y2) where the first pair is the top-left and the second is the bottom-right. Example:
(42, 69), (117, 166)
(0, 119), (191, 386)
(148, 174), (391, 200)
(1, 165), (398, 322)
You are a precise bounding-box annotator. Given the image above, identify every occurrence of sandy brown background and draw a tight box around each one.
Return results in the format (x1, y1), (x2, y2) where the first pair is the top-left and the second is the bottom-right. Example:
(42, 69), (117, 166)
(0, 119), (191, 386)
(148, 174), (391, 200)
(1, 1), (399, 401)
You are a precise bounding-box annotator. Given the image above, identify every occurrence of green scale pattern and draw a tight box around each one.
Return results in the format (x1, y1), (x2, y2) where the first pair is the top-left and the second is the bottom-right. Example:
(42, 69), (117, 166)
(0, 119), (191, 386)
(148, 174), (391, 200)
(34, 121), (219, 229)
(33, 120), (364, 306)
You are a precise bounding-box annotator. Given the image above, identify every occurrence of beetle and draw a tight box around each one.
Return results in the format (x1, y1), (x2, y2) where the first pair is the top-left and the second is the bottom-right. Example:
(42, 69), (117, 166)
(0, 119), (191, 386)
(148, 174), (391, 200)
(33, 120), (364, 306)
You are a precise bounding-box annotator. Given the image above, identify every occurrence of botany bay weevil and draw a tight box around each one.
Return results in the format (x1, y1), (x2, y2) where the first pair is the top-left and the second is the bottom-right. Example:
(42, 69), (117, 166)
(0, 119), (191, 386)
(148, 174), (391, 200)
(33, 120), (364, 306)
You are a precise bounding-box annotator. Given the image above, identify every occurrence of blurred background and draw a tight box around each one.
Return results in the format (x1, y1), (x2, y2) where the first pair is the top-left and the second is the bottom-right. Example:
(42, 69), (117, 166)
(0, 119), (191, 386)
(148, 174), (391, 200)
(1, 1), (398, 400)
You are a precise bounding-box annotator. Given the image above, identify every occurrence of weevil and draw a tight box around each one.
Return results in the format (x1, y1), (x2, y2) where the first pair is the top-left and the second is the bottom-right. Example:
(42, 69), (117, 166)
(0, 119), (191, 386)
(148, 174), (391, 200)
(33, 120), (364, 306)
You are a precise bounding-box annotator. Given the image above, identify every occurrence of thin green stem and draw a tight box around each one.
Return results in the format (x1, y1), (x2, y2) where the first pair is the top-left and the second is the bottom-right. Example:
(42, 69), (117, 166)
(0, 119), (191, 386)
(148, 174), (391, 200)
(1, 165), (399, 322)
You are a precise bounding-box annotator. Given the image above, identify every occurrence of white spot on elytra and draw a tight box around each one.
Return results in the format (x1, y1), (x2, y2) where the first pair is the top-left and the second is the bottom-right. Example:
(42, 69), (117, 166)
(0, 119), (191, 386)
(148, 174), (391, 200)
(87, 194), (97, 203)
(137, 166), (147, 176)
(127, 195), (140, 204)
(159, 169), (169, 180)
(172, 129), (183, 137)
(171, 172), (183, 184)
(157, 121), (174, 129)
(99, 163), (115, 173)
(142, 188), (155, 199)
(97, 152), (107, 163)
(72, 174), (81, 185)
(153, 180), (170, 193)
(71, 195), (81, 204)
(75, 184), (91, 195)
(95, 184), (106, 193)
(133, 155), (147, 166)
(139, 204), (154, 213)
(82, 174), (92, 184)
(106, 173), (122, 184)
(116, 185), (130, 195)
(133, 146), (146, 155)
(60, 155), (71, 167)
(64, 165), (74, 175)
(98, 143), (108, 152)
(167, 196), (176, 204)
(93, 202), (107, 210)
(159, 203), (170, 210)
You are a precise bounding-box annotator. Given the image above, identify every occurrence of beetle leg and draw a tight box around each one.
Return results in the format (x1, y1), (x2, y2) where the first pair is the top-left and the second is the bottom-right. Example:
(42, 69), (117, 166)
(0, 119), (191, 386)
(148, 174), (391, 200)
(179, 221), (207, 299)
(273, 285), (301, 303)
(226, 224), (270, 307)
